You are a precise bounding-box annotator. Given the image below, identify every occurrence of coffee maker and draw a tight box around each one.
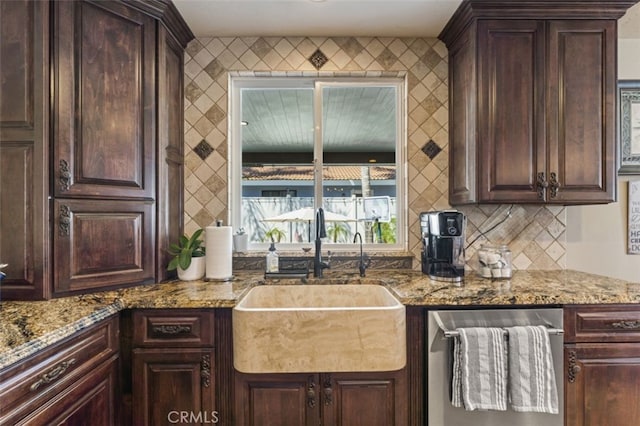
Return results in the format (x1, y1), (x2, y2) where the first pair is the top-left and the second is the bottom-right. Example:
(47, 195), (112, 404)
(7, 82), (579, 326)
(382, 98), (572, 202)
(420, 210), (466, 282)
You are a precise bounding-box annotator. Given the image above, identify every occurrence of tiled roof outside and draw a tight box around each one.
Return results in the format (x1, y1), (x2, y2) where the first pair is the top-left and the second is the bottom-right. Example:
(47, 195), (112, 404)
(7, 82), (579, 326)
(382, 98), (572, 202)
(243, 165), (396, 181)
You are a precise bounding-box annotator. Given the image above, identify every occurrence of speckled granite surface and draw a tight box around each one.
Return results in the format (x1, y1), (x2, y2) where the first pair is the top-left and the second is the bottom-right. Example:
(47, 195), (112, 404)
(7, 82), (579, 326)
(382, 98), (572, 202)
(1, 269), (639, 370)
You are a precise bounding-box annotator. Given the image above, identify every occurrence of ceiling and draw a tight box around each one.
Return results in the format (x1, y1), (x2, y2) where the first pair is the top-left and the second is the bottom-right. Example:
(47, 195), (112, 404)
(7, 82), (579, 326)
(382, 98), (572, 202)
(173, 0), (640, 39)
(172, 0), (464, 38)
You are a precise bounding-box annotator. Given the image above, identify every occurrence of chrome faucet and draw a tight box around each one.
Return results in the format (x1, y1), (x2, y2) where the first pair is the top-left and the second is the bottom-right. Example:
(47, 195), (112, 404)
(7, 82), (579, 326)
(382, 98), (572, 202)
(313, 207), (330, 278)
(353, 232), (368, 277)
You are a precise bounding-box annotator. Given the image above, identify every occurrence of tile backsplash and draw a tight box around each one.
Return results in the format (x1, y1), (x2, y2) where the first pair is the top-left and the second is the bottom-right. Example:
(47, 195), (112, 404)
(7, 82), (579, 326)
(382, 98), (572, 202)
(182, 36), (566, 271)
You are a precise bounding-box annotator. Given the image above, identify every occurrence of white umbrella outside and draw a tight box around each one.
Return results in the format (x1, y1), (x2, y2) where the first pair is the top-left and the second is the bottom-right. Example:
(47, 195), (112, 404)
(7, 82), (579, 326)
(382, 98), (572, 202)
(263, 207), (354, 242)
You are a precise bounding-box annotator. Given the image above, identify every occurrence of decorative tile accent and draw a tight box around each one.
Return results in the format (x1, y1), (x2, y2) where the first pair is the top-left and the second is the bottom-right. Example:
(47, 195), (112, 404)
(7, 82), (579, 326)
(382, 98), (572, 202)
(421, 140), (442, 160)
(205, 104), (226, 126)
(309, 49), (329, 70)
(193, 140), (214, 160)
(203, 58), (225, 80)
(182, 36), (567, 270)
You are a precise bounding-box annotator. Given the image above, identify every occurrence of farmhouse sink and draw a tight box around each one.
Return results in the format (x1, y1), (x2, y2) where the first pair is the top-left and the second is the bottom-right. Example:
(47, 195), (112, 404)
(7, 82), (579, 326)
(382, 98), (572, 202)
(233, 284), (406, 373)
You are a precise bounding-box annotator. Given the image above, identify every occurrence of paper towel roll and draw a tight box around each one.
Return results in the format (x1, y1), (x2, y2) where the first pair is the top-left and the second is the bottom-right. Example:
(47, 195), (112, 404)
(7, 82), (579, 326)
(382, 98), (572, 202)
(205, 225), (233, 280)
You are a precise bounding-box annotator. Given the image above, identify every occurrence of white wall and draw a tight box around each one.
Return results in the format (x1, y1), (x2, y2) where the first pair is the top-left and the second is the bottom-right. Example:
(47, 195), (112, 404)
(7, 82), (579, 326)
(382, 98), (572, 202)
(565, 18), (640, 281)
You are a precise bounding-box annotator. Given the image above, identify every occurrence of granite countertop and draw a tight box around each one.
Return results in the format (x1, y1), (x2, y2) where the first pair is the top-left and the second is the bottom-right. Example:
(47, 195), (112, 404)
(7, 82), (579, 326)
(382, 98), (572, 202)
(1, 269), (639, 370)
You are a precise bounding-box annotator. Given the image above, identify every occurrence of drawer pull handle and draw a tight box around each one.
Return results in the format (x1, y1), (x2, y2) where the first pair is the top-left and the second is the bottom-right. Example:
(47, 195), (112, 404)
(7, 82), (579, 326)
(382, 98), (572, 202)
(152, 324), (192, 335)
(611, 320), (640, 329)
(30, 358), (77, 391)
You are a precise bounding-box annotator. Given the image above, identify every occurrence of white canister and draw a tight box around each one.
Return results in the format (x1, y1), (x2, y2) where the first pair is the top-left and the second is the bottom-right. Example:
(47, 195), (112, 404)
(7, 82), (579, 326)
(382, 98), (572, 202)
(477, 244), (512, 279)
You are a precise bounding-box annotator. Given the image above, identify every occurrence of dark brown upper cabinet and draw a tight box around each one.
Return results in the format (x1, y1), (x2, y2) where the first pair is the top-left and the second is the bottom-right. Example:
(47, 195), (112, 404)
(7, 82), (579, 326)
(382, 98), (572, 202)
(53, 1), (155, 200)
(439, 0), (637, 205)
(0, 0), (51, 299)
(0, 0), (193, 300)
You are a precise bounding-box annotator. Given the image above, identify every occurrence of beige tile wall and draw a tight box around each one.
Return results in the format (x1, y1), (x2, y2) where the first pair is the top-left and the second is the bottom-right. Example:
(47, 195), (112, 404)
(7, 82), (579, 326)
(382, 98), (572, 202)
(183, 36), (566, 271)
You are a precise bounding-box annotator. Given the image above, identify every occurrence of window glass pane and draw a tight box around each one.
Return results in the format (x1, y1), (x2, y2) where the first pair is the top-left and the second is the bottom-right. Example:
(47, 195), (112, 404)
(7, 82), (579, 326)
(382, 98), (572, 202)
(321, 86), (397, 245)
(241, 87), (314, 244)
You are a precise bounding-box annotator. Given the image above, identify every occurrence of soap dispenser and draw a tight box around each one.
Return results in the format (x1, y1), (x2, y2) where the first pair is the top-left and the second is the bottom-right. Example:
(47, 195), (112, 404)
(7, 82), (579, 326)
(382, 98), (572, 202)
(266, 242), (279, 273)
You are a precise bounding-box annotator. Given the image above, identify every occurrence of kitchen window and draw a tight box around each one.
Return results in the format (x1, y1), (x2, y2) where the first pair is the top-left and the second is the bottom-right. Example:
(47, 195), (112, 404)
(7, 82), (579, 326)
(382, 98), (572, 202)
(229, 76), (407, 251)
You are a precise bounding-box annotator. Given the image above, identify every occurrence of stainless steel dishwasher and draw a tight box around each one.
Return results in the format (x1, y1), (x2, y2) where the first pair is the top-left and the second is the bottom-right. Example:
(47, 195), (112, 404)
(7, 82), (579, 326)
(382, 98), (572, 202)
(427, 308), (564, 426)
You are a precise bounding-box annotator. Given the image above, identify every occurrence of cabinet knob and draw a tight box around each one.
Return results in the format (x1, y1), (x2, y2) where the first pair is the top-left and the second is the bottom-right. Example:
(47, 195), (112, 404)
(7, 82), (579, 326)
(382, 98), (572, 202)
(536, 172), (549, 199)
(200, 354), (211, 388)
(59, 205), (71, 236)
(323, 374), (333, 405)
(568, 350), (580, 383)
(59, 160), (71, 192)
(307, 376), (316, 408)
(549, 172), (560, 198)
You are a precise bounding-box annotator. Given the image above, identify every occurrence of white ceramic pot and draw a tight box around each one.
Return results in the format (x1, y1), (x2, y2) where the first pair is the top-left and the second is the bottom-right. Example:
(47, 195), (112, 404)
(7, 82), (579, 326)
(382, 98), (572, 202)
(233, 234), (248, 253)
(177, 256), (206, 281)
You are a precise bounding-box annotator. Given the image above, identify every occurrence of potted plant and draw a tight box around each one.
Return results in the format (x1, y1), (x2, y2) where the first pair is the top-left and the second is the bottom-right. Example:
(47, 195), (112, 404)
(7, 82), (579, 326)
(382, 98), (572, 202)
(167, 229), (206, 281)
(233, 227), (248, 253)
(264, 227), (286, 243)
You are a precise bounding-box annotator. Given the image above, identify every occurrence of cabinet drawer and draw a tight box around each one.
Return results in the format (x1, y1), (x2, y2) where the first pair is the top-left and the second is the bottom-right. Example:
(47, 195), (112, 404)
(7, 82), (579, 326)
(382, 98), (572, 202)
(564, 305), (640, 343)
(133, 309), (215, 347)
(0, 315), (119, 425)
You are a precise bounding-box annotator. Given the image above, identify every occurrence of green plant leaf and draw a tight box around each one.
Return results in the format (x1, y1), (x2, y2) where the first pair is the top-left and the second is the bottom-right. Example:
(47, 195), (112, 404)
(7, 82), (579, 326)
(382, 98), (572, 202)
(167, 257), (179, 271)
(178, 248), (193, 270)
(167, 229), (205, 271)
(187, 229), (204, 249)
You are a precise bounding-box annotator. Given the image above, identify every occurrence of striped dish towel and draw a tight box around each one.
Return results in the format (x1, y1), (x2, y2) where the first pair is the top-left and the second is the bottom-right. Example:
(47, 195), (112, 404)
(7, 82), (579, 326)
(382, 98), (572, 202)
(506, 325), (559, 414)
(450, 327), (508, 411)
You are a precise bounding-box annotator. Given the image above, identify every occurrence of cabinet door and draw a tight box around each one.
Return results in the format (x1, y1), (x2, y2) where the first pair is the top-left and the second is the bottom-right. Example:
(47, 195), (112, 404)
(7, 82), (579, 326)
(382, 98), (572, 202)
(52, 0), (155, 199)
(53, 199), (155, 295)
(547, 20), (617, 203)
(322, 370), (408, 426)
(565, 344), (640, 426)
(133, 348), (216, 426)
(234, 372), (318, 426)
(0, 0), (50, 299)
(16, 356), (118, 426)
(477, 20), (546, 203)
(448, 26), (478, 205)
(156, 26), (185, 280)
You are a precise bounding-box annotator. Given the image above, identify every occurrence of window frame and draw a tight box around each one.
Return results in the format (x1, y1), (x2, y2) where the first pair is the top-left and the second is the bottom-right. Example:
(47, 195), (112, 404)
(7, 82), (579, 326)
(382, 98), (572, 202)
(229, 75), (407, 252)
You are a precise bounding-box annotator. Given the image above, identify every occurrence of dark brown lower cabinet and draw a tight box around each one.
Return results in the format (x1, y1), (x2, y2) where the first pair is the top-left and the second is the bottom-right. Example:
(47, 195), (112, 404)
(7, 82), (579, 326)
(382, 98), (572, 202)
(0, 315), (119, 425)
(16, 356), (119, 426)
(564, 305), (640, 426)
(234, 373), (316, 426)
(234, 369), (407, 426)
(130, 309), (218, 426)
(132, 348), (216, 426)
(564, 344), (640, 426)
